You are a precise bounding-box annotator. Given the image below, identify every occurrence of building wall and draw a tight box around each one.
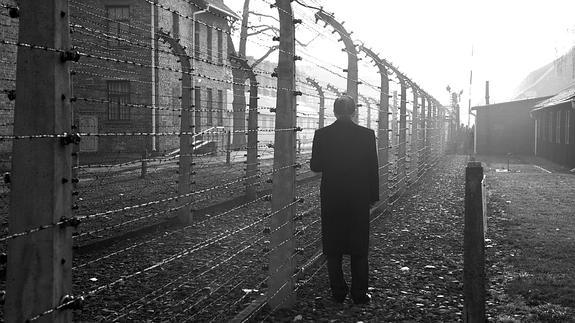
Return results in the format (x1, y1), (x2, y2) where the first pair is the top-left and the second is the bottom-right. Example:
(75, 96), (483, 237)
(155, 1), (232, 153)
(475, 99), (546, 156)
(0, 0), (235, 162)
(534, 102), (575, 168)
(71, 0), (154, 154)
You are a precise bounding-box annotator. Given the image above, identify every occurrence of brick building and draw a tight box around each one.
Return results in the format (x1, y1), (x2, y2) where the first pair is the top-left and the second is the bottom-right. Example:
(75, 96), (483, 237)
(70, 0), (238, 156)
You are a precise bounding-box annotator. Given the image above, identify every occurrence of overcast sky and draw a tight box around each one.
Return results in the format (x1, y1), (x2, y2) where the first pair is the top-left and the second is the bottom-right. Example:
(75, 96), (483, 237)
(224, 0), (575, 125)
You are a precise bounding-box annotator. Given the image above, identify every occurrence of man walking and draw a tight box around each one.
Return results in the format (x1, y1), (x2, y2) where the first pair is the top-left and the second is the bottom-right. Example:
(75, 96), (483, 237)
(310, 95), (379, 304)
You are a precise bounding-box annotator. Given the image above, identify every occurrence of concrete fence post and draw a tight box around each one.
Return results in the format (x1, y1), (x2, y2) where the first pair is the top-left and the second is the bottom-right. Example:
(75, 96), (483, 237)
(464, 161), (486, 322)
(268, 0), (297, 309)
(157, 31), (194, 225)
(314, 10), (358, 123)
(246, 74), (259, 201)
(140, 149), (148, 179)
(6, 0), (74, 321)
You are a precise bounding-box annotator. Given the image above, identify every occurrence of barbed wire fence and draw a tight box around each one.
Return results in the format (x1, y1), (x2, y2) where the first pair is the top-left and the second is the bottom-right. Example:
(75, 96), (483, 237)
(0, 0), (453, 321)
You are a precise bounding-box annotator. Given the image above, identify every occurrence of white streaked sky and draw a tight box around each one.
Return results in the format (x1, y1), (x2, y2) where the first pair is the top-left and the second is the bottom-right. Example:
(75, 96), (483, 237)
(224, 0), (575, 125)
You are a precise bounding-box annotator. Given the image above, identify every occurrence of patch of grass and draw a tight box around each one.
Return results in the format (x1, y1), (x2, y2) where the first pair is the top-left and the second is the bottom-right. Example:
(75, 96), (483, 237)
(483, 157), (575, 320)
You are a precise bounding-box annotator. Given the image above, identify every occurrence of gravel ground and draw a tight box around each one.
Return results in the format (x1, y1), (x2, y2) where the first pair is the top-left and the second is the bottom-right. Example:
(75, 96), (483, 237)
(68, 176), (322, 322)
(255, 154), (470, 322)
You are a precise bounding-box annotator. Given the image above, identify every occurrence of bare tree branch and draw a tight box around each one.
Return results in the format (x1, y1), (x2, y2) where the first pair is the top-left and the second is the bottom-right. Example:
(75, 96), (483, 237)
(248, 11), (280, 23)
(246, 26), (279, 37)
(247, 24), (272, 30)
(251, 45), (279, 68)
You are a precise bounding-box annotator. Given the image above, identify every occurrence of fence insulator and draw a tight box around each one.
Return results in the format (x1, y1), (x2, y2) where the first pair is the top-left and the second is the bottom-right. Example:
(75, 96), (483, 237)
(293, 56), (302, 61)
(60, 50), (80, 62)
(8, 7), (19, 18)
(269, 108), (277, 113)
(294, 126), (303, 132)
(272, 36), (280, 42)
(59, 295), (85, 311)
(60, 217), (81, 228)
(293, 19), (302, 24)
(60, 133), (81, 146)
(263, 227), (271, 234)
(271, 71), (278, 77)
(343, 69), (348, 72)
(7, 90), (15, 101)
(293, 91), (303, 96)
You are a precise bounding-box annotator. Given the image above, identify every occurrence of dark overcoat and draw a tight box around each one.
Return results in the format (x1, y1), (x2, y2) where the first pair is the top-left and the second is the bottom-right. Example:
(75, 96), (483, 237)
(310, 119), (379, 256)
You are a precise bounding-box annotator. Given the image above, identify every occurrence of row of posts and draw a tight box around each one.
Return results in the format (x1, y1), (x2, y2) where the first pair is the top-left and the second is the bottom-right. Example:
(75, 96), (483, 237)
(5, 0), (452, 320)
(267, 0), (449, 309)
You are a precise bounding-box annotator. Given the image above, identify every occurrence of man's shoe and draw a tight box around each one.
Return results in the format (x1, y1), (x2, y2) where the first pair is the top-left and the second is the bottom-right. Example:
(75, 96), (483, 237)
(352, 293), (371, 305)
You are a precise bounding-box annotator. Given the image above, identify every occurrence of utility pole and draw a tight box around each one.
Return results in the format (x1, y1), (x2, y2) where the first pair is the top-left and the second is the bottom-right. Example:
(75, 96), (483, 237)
(6, 0), (75, 321)
(269, 0), (297, 309)
(315, 11), (358, 123)
(409, 87), (419, 184)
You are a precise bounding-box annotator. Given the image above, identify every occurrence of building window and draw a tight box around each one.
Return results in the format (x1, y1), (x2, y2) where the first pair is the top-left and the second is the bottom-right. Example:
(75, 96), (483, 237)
(206, 88), (213, 126)
(566, 110), (571, 145)
(107, 6), (130, 48)
(107, 80), (130, 121)
(556, 110), (561, 144)
(206, 25), (213, 62)
(194, 21), (201, 59)
(194, 86), (201, 132)
(172, 12), (180, 39)
(217, 29), (223, 64)
(217, 90), (224, 126)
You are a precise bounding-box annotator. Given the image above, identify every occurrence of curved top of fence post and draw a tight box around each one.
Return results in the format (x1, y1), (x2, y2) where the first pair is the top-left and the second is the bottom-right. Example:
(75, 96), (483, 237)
(314, 10), (357, 55)
(306, 77), (324, 97)
(156, 29), (191, 72)
(358, 44), (390, 82)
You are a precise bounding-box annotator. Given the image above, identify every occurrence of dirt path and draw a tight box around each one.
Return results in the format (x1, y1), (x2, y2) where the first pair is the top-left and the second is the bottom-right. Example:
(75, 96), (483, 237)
(257, 155), (471, 322)
(257, 154), (575, 322)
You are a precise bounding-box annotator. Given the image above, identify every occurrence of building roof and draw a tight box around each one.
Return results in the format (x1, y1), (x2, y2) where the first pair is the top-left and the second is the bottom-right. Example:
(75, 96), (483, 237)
(531, 84), (575, 112)
(471, 96), (551, 111)
(202, 0), (240, 19)
(513, 46), (575, 100)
